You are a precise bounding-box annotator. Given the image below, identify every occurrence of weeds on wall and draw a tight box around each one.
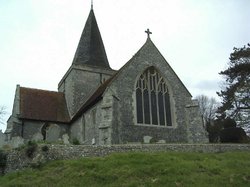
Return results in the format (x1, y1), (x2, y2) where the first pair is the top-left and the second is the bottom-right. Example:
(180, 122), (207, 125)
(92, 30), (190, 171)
(41, 145), (49, 152)
(25, 141), (38, 158)
(72, 138), (80, 145)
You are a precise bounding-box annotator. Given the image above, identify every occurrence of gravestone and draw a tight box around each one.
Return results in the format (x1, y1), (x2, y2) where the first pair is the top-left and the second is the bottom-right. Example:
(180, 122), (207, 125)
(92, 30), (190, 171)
(32, 132), (43, 141)
(62, 134), (70, 144)
(143, 136), (152, 143)
(46, 124), (61, 142)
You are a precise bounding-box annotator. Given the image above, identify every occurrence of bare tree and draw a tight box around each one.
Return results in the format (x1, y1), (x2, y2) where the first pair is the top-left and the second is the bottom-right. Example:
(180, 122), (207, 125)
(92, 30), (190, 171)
(195, 95), (220, 127)
(0, 106), (7, 125)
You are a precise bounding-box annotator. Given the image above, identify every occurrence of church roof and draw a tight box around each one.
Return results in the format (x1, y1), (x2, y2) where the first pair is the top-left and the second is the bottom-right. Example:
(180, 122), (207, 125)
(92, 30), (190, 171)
(72, 8), (110, 69)
(71, 41), (149, 122)
(19, 87), (70, 123)
(72, 37), (192, 122)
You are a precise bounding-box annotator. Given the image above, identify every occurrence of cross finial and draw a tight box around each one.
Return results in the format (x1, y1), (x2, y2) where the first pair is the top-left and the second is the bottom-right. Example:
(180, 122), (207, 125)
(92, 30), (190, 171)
(145, 28), (152, 38)
(91, 0), (93, 10)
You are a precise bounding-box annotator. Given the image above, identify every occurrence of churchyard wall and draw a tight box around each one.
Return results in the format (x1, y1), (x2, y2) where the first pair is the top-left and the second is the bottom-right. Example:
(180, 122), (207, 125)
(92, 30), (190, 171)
(4, 143), (250, 174)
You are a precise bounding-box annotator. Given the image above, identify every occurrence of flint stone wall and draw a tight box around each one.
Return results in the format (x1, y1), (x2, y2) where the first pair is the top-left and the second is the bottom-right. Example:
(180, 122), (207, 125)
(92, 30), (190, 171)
(106, 39), (207, 144)
(5, 143), (250, 174)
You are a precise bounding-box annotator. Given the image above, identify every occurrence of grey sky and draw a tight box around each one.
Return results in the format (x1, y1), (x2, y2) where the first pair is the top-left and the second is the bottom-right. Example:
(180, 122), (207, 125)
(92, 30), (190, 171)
(0, 0), (250, 130)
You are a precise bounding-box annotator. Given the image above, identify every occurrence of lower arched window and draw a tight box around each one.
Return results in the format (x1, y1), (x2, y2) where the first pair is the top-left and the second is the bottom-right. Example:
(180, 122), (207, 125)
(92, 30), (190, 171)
(136, 67), (172, 126)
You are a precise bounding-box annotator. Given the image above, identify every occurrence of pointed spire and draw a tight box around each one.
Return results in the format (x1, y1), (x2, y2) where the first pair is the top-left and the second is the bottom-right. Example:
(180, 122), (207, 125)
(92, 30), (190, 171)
(72, 8), (110, 69)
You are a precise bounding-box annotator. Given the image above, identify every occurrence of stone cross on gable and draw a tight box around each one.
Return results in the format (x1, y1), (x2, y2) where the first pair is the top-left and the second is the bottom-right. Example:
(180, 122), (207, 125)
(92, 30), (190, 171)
(145, 29), (152, 38)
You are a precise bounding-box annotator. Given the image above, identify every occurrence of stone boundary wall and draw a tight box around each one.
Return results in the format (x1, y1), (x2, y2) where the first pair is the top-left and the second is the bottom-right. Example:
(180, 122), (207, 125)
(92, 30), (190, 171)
(4, 143), (250, 174)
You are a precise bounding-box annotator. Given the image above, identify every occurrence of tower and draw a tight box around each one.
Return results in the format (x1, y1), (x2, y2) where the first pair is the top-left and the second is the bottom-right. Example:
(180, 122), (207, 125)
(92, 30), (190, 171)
(58, 7), (116, 117)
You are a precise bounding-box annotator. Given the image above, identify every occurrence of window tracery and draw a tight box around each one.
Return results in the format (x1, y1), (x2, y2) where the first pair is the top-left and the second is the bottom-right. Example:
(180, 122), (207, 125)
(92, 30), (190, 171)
(136, 67), (172, 126)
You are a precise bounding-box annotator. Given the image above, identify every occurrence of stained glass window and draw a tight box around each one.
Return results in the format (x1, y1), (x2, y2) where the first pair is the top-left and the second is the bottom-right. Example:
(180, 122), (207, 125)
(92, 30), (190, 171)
(136, 67), (172, 126)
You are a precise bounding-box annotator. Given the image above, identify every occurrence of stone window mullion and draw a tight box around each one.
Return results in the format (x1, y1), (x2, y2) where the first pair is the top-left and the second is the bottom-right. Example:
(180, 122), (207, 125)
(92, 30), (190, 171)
(148, 70), (152, 125)
(135, 67), (172, 127)
(163, 90), (167, 126)
(156, 72), (161, 126)
(141, 84), (145, 124)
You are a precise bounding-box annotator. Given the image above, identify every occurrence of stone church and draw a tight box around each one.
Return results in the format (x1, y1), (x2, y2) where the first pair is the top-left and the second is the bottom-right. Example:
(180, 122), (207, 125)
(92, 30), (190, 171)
(5, 7), (207, 145)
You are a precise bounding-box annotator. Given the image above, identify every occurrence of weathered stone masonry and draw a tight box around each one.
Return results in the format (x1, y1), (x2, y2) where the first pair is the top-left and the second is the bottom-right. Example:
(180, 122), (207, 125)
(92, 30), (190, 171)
(4, 7), (208, 147)
(5, 144), (250, 174)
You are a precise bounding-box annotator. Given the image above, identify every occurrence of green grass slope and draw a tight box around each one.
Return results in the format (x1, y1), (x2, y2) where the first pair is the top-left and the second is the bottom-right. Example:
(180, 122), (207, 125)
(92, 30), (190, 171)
(0, 152), (250, 187)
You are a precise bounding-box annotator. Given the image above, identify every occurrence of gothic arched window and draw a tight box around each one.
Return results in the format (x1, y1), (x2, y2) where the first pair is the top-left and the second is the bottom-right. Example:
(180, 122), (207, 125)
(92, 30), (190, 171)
(136, 67), (172, 126)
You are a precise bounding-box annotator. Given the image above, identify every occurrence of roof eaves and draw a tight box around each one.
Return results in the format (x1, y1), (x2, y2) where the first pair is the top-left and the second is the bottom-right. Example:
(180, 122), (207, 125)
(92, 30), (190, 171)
(18, 116), (70, 124)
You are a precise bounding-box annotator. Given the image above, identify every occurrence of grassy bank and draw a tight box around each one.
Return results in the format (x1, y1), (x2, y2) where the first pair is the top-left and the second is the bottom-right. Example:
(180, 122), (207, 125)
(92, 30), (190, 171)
(0, 152), (250, 186)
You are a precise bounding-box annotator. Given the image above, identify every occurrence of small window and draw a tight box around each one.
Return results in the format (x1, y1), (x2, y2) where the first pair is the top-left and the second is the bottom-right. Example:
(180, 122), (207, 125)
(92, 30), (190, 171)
(135, 67), (172, 126)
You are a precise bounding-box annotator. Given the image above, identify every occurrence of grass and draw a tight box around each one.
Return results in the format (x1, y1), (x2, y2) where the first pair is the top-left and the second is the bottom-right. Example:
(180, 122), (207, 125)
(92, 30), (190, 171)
(0, 152), (250, 186)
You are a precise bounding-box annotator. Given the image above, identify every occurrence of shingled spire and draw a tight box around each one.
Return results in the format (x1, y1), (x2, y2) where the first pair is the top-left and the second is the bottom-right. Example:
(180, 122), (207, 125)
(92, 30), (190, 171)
(72, 8), (110, 69)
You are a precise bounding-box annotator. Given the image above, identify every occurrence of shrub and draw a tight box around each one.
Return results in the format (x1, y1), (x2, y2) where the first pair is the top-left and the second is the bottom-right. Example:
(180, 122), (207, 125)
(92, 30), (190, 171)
(220, 127), (248, 143)
(222, 118), (237, 129)
(206, 120), (223, 143)
(15, 144), (26, 151)
(72, 138), (80, 145)
(149, 137), (157, 144)
(25, 141), (38, 158)
(41, 145), (49, 152)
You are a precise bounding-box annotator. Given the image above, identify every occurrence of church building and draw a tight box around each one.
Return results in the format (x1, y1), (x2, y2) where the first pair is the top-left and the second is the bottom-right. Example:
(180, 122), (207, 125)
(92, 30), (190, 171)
(5, 6), (207, 145)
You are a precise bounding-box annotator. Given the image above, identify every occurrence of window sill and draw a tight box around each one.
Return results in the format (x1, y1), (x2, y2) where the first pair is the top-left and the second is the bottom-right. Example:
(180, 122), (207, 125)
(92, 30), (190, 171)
(135, 123), (176, 128)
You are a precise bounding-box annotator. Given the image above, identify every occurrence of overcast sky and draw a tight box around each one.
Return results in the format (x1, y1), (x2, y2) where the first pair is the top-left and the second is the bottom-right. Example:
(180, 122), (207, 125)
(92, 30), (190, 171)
(0, 0), (250, 130)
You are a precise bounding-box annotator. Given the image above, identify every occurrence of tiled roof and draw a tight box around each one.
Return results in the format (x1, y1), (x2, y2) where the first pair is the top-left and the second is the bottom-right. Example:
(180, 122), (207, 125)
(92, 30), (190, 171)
(19, 87), (70, 123)
(72, 9), (111, 69)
